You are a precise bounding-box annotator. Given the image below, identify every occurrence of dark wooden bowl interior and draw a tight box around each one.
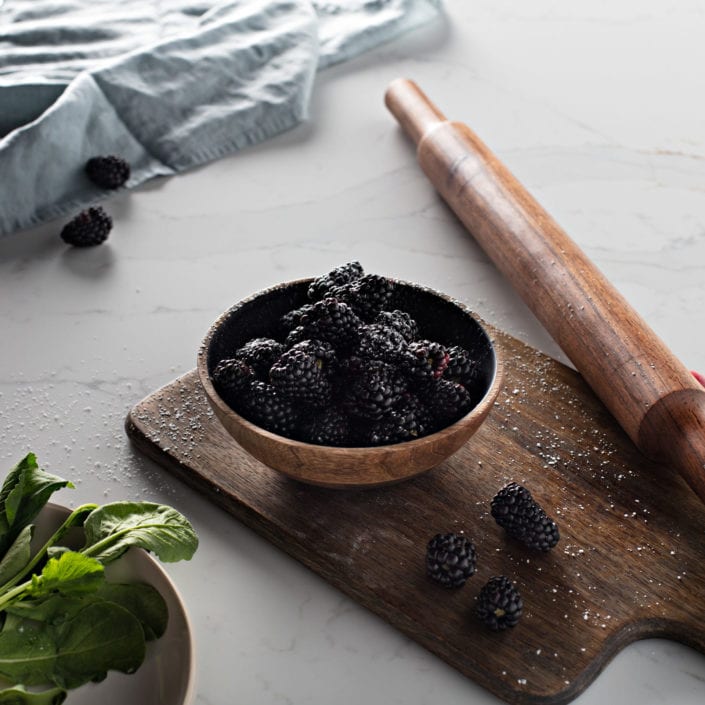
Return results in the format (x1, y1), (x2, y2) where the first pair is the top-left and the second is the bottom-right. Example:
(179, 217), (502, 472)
(205, 278), (496, 397)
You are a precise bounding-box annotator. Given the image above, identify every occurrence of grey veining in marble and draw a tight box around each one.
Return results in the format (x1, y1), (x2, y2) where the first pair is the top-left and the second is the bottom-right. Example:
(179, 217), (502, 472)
(1, 1), (705, 703)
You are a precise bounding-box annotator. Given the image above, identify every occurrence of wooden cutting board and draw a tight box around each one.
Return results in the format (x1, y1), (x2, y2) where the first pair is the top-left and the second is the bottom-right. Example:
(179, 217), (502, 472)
(125, 325), (705, 705)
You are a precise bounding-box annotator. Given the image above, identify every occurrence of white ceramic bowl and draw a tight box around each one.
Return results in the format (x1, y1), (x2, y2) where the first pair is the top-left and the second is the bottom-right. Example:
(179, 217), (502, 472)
(3, 504), (196, 705)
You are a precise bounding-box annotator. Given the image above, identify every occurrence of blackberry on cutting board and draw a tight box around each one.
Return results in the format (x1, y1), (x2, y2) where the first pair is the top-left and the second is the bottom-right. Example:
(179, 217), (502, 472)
(426, 533), (477, 588)
(491, 483), (560, 552)
(307, 261), (364, 301)
(85, 155), (130, 189)
(60, 207), (112, 247)
(270, 340), (335, 407)
(475, 576), (523, 630)
(234, 338), (285, 380)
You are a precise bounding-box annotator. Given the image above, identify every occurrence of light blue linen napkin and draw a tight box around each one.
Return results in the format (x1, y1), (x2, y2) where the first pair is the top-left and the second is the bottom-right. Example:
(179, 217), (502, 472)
(0, 0), (441, 236)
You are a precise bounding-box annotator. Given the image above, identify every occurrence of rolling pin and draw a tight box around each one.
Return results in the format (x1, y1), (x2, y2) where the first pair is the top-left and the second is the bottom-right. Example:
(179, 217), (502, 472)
(385, 78), (705, 504)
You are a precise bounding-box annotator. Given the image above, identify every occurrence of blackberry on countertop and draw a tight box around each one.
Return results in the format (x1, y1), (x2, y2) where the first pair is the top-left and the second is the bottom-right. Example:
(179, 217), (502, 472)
(60, 207), (112, 247)
(403, 340), (449, 383)
(342, 358), (406, 420)
(270, 340), (335, 407)
(85, 155), (130, 189)
(331, 274), (395, 321)
(354, 323), (408, 364)
(491, 483), (560, 552)
(307, 261), (364, 301)
(476, 576), (523, 630)
(286, 297), (362, 352)
(234, 337), (284, 380)
(375, 309), (419, 342)
(426, 533), (477, 588)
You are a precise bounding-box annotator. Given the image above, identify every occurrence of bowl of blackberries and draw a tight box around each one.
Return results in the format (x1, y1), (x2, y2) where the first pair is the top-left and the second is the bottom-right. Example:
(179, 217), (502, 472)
(197, 263), (502, 488)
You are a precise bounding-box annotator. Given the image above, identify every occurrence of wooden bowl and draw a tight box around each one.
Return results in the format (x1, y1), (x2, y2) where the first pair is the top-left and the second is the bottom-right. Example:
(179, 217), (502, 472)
(197, 279), (502, 488)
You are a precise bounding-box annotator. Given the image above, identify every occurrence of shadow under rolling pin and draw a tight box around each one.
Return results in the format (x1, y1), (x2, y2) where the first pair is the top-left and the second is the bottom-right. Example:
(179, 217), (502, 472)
(385, 78), (705, 505)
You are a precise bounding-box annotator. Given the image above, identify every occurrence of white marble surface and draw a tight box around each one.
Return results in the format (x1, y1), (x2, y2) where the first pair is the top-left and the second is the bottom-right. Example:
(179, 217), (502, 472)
(2, 1), (705, 703)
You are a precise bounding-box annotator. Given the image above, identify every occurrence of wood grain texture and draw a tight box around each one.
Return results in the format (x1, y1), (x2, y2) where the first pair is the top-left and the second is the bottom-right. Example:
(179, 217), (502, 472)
(125, 327), (705, 705)
(384, 78), (705, 504)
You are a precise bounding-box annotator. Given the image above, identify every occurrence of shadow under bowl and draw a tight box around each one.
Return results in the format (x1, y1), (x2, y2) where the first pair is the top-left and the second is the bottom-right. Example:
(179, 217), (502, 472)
(197, 278), (502, 489)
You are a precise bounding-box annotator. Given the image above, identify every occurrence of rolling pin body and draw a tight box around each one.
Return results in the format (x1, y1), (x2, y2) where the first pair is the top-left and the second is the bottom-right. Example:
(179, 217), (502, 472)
(385, 78), (705, 502)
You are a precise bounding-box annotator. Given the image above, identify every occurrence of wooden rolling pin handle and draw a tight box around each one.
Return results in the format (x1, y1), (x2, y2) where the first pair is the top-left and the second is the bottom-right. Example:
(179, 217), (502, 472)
(385, 78), (705, 504)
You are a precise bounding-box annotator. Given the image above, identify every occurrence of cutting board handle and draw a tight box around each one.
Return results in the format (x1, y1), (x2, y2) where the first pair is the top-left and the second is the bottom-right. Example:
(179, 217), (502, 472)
(385, 78), (705, 504)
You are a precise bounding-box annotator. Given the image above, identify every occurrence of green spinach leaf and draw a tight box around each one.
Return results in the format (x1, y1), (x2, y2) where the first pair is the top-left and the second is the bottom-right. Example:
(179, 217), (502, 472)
(0, 527), (33, 587)
(0, 455), (72, 558)
(96, 582), (168, 641)
(6, 581), (167, 643)
(3, 595), (86, 625)
(0, 685), (66, 704)
(0, 601), (145, 689)
(28, 553), (104, 600)
(82, 502), (198, 564)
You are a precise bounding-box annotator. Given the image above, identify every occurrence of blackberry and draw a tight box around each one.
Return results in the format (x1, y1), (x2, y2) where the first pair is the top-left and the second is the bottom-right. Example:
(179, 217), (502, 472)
(288, 338), (338, 369)
(341, 358), (406, 420)
(426, 533), (477, 588)
(491, 483), (560, 552)
(307, 261), (364, 301)
(353, 323), (408, 364)
(212, 358), (255, 410)
(60, 207), (112, 247)
(85, 155), (130, 189)
(299, 409), (353, 447)
(239, 380), (299, 437)
(284, 325), (309, 349)
(374, 309), (418, 342)
(403, 340), (449, 383)
(280, 303), (314, 334)
(213, 358), (255, 393)
(270, 340), (335, 407)
(445, 344), (481, 388)
(365, 394), (431, 444)
(286, 297), (362, 352)
(476, 576), (523, 630)
(424, 379), (473, 425)
(331, 274), (395, 321)
(234, 338), (285, 380)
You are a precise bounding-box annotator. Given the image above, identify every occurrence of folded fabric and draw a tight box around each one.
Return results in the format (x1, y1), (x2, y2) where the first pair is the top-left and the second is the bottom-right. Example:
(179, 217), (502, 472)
(0, 0), (441, 237)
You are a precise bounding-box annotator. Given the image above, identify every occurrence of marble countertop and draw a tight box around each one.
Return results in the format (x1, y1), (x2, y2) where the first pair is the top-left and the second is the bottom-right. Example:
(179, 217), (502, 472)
(2, 1), (705, 703)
